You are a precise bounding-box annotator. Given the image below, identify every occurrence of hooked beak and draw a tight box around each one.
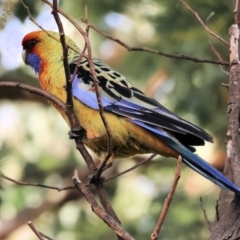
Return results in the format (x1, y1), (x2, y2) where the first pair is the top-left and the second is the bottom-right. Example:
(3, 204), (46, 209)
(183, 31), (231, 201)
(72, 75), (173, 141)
(22, 49), (28, 65)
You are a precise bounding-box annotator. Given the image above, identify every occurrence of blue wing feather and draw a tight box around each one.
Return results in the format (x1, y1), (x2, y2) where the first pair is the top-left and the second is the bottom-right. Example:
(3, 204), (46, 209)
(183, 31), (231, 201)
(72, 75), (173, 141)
(72, 77), (113, 109)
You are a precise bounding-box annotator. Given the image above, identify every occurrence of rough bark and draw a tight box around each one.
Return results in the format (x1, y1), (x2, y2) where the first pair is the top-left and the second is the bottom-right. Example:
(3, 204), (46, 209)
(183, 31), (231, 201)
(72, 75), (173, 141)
(210, 25), (240, 240)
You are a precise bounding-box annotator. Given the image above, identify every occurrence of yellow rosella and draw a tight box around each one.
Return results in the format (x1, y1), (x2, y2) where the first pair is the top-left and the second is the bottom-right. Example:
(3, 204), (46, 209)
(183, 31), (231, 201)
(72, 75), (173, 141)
(22, 31), (240, 194)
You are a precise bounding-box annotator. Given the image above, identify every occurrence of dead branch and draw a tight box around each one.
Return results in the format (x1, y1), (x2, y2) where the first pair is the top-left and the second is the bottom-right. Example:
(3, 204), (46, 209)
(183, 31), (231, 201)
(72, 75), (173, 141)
(180, 0), (229, 47)
(28, 221), (45, 240)
(41, 0), (229, 67)
(104, 154), (157, 182)
(40, 232), (54, 240)
(0, 173), (75, 191)
(151, 156), (182, 240)
(52, 0), (73, 109)
(72, 170), (134, 240)
(0, 82), (66, 112)
(42, 0), (113, 178)
(199, 197), (212, 231)
(83, 20), (229, 67)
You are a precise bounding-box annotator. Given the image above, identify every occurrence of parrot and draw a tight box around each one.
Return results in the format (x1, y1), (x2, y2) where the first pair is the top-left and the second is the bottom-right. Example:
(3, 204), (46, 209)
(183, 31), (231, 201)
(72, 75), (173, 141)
(22, 30), (240, 194)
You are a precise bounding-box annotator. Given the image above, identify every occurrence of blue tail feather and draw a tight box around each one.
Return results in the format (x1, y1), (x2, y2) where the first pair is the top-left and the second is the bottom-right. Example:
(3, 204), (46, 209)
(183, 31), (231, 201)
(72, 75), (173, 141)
(132, 120), (240, 194)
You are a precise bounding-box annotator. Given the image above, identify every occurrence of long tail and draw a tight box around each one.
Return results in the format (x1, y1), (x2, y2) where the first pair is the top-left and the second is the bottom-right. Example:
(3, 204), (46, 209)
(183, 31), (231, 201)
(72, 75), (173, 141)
(165, 138), (240, 194)
(132, 120), (240, 194)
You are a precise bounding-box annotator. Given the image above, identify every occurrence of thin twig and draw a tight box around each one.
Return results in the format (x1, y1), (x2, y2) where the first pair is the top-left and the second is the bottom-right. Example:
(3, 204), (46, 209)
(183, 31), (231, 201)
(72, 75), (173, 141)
(81, 0), (88, 23)
(42, 0), (113, 177)
(19, 0), (66, 46)
(209, 44), (224, 63)
(72, 170), (135, 240)
(151, 156), (182, 240)
(200, 197), (212, 231)
(70, 44), (87, 83)
(42, 1), (229, 66)
(1, 173), (75, 191)
(0, 82), (66, 112)
(209, 44), (229, 75)
(40, 232), (54, 240)
(52, 0), (73, 108)
(180, 0), (229, 47)
(79, 7), (114, 179)
(206, 12), (215, 22)
(104, 154), (157, 182)
(222, 83), (229, 89)
(28, 221), (44, 240)
(0, 81), (96, 188)
(83, 20), (229, 67)
(51, 0), (98, 171)
(44, 0), (121, 234)
(64, 0), (120, 230)
(204, 11), (229, 74)
(23, 0), (228, 70)
(2, 152), (155, 190)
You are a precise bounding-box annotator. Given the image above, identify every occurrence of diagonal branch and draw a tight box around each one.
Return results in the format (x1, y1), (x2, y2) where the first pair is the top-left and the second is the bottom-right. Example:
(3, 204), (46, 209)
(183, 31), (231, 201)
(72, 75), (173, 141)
(0, 173), (75, 191)
(104, 154), (157, 182)
(0, 82), (66, 111)
(28, 221), (44, 240)
(52, 0), (73, 108)
(199, 197), (212, 231)
(42, 0), (113, 176)
(151, 156), (182, 240)
(0, 80), (95, 172)
(39, 232), (54, 240)
(83, 20), (229, 67)
(180, 0), (229, 47)
(73, 170), (135, 240)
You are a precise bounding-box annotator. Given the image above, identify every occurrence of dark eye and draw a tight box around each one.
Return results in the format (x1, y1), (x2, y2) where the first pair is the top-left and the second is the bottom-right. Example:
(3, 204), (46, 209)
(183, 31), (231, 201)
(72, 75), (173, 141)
(27, 39), (37, 48)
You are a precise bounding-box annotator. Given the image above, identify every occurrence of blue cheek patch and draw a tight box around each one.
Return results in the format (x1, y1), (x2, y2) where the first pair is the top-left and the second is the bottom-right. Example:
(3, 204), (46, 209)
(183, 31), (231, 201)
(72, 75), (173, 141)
(27, 53), (41, 74)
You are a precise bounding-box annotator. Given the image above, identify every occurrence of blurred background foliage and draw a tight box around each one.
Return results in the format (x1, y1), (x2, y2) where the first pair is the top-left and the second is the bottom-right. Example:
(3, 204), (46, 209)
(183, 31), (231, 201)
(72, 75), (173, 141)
(0, 0), (234, 239)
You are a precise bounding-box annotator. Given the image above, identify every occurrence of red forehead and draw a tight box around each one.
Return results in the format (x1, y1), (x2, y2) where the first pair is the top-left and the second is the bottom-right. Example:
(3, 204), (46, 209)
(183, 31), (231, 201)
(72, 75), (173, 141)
(22, 31), (45, 48)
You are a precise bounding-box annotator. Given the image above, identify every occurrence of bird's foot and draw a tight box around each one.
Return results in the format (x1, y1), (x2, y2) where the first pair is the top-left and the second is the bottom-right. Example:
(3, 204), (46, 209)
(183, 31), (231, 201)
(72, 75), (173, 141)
(88, 173), (105, 185)
(68, 128), (86, 141)
(88, 162), (113, 184)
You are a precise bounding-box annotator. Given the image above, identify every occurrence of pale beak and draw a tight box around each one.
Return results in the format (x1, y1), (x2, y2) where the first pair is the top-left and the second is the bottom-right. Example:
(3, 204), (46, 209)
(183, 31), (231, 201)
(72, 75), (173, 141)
(22, 49), (28, 65)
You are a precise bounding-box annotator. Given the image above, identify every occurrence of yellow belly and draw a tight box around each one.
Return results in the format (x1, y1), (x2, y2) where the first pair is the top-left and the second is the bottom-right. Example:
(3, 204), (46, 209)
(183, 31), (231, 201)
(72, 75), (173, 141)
(72, 99), (178, 159)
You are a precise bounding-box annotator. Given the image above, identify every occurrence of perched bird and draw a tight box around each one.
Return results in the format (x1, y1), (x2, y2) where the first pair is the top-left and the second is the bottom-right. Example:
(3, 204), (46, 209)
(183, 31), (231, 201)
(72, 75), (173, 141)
(22, 30), (240, 194)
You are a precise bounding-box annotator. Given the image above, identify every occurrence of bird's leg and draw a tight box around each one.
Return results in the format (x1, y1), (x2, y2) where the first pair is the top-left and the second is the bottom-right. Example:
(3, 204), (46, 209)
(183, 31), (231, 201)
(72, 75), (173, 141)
(88, 155), (114, 184)
(68, 127), (86, 141)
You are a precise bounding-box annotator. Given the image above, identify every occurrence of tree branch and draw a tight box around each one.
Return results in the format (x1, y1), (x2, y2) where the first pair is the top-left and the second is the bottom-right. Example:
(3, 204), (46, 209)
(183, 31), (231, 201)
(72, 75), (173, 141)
(180, 0), (229, 47)
(199, 197), (212, 231)
(84, 20), (229, 67)
(0, 82), (66, 112)
(28, 221), (45, 240)
(52, 0), (73, 109)
(42, 0), (113, 176)
(104, 154), (156, 182)
(72, 170), (134, 240)
(151, 156), (182, 240)
(0, 173), (75, 191)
